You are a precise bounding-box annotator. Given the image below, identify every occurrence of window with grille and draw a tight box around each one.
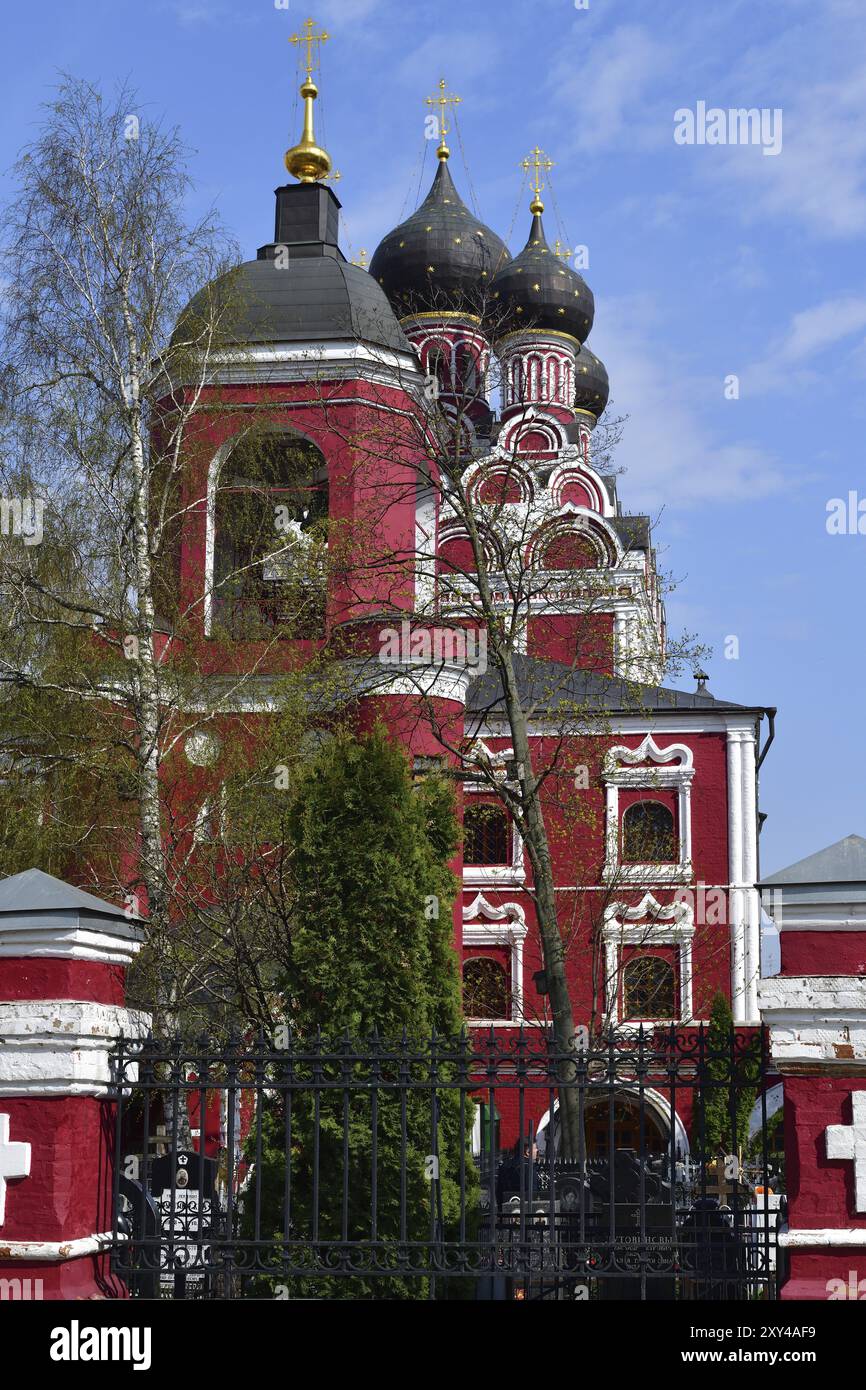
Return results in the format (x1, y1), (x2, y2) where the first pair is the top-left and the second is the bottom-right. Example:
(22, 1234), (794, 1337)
(621, 800), (676, 863)
(463, 957), (510, 1019)
(622, 955), (676, 1020)
(464, 803), (510, 865)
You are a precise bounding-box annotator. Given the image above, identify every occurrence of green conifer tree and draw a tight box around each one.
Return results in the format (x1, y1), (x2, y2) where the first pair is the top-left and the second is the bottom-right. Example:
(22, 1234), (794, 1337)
(245, 725), (476, 1299)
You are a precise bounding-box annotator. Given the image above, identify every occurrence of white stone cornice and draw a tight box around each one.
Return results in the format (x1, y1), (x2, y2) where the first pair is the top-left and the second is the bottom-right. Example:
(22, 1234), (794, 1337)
(778, 1227), (866, 1248)
(0, 917), (143, 966)
(463, 894), (527, 930)
(758, 975), (866, 1071)
(0, 1001), (151, 1098)
(0, 1231), (119, 1261)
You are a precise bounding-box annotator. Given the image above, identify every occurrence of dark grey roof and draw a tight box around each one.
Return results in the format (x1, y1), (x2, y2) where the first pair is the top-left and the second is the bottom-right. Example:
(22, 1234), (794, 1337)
(761, 835), (866, 887)
(574, 343), (609, 418)
(176, 251), (411, 354)
(467, 654), (766, 717)
(490, 212), (594, 343)
(612, 515), (651, 550)
(0, 867), (131, 919)
(370, 160), (511, 317)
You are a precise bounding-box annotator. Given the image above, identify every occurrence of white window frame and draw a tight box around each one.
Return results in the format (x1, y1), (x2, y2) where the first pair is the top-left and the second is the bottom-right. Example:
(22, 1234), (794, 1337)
(462, 894), (526, 1024)
(462, 743), (526, 886)
(603, 892), (694, 1027)
(602, 735), (694, 883)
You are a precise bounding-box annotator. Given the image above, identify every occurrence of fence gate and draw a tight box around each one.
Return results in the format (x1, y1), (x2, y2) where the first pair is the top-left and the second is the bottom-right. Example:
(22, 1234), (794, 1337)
(110, 1027), (781, 1301)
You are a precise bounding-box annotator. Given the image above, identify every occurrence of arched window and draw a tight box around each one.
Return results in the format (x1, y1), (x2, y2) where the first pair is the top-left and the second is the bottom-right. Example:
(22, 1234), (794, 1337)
(464, 803), (510, 865)
(213, 433), (328, 637)
(622, 955), (676, 1020)
(540, 529), (600, 570)
(463, 957), (510, 1019)
(455, 344), (479, 396)
(427, 347), (450, 393)
(621, 801), (676, 863)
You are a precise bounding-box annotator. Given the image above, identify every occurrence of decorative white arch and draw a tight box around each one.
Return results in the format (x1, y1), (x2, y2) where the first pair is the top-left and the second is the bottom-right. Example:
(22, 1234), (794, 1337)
(603, 892), (695, 1024)
(534, 1087), (691, 1160)
(462, 895), (527, 1022)
(602, 738), (695, 883)
(203, 423), (325, 637)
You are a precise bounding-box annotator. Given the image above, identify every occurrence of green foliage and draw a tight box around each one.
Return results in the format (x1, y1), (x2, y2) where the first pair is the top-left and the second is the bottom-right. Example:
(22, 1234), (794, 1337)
(700, 991), (760, 1156)
(244, 726), (477, 1299)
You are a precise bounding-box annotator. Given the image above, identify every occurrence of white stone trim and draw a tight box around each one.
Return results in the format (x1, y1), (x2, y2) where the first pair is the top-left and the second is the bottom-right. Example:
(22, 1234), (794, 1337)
(462, 896), (527, 1023)
(778, 1228), (866, 1248)
(0, 915), (143, 966)
(727, 728), (760, 1024)
(462, 773), (526, 886)
(0, 1001), (151, 1098)
(0, 1231), (119, 1261)
(826, 1092), (866, 1211)
(602, 737), (694, 884)
(603, 894), (695, 1025)
(757, 975), (866, 1069)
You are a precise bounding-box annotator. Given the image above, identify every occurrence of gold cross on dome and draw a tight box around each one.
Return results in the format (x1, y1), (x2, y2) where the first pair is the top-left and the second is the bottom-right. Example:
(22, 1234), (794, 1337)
(352, 248), (369, 268)
(522, 145), (554, 214)
(553, 239), (572, 261)
(425, 79), (462, 160)
(290, 16), (330, 82)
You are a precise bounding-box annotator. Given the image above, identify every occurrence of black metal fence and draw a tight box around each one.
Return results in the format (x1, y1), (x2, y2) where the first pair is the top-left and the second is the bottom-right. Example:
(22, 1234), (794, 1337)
(109, 1026), (781, 1301)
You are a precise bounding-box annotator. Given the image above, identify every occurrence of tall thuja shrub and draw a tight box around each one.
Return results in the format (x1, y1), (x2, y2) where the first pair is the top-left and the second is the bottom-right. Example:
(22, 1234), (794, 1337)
(246, 726), (474, 1298)
(700, 992), (760, 1158)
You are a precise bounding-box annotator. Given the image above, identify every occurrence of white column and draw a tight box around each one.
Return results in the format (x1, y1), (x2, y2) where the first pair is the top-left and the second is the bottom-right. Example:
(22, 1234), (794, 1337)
(604, 939), (619, 1024)
(680, 936), (694, 1023)
(727, 730), (746, 1022)
(740, 728), (760, 1023)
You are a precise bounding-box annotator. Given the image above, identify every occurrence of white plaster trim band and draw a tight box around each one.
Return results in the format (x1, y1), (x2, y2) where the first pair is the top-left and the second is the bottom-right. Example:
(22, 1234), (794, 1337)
(758, 975), (866, 1068)
(0, 917), (143, 966)
(0, 1231), (119, 1262)
(778, 1228), (866, 1248)
(0, 1001), (151, 1098)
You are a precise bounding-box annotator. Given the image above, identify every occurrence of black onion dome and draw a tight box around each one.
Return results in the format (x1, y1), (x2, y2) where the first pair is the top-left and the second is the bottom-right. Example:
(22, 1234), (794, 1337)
(490, 213), (594, 343)
(574, 343), (609, 418)
(369, 160), (511, 316)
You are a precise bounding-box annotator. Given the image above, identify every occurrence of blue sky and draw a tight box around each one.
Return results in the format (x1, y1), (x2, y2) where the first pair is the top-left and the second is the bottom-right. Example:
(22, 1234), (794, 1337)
(1, 0), (864, 875)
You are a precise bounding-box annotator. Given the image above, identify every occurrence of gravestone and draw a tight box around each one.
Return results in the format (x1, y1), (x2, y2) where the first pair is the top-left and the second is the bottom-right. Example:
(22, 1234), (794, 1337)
(587, 1150), (677, 1301)
(149, 1150), (219, 1296)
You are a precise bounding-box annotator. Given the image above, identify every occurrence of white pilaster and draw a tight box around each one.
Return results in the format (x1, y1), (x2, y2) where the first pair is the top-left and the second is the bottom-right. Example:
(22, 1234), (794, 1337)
(727, 730), (746, 1022)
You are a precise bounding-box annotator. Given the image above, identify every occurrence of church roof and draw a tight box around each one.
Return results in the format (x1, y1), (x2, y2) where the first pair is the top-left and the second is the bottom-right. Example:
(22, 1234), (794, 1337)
(490, 212), (594, 343)
(761, 835), (866, 887)
(177, 252), (411, 354)
(466, 655), (769, 717)
(0, 867), (131, 919)
(369, 159), (511, 317)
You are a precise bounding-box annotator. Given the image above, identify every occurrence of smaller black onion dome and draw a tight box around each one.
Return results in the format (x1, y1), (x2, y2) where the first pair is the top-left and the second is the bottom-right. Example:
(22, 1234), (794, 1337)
(574, 343), (609, 418)
(489, 212), (594, 343)
(369, 159), (511, 317)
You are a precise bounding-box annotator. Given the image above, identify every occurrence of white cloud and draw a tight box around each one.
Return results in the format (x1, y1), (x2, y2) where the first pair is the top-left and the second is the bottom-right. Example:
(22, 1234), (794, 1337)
(591, 294), (785, 509)
(746, 294), (866, 393)
(548, 23), (675, 155)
